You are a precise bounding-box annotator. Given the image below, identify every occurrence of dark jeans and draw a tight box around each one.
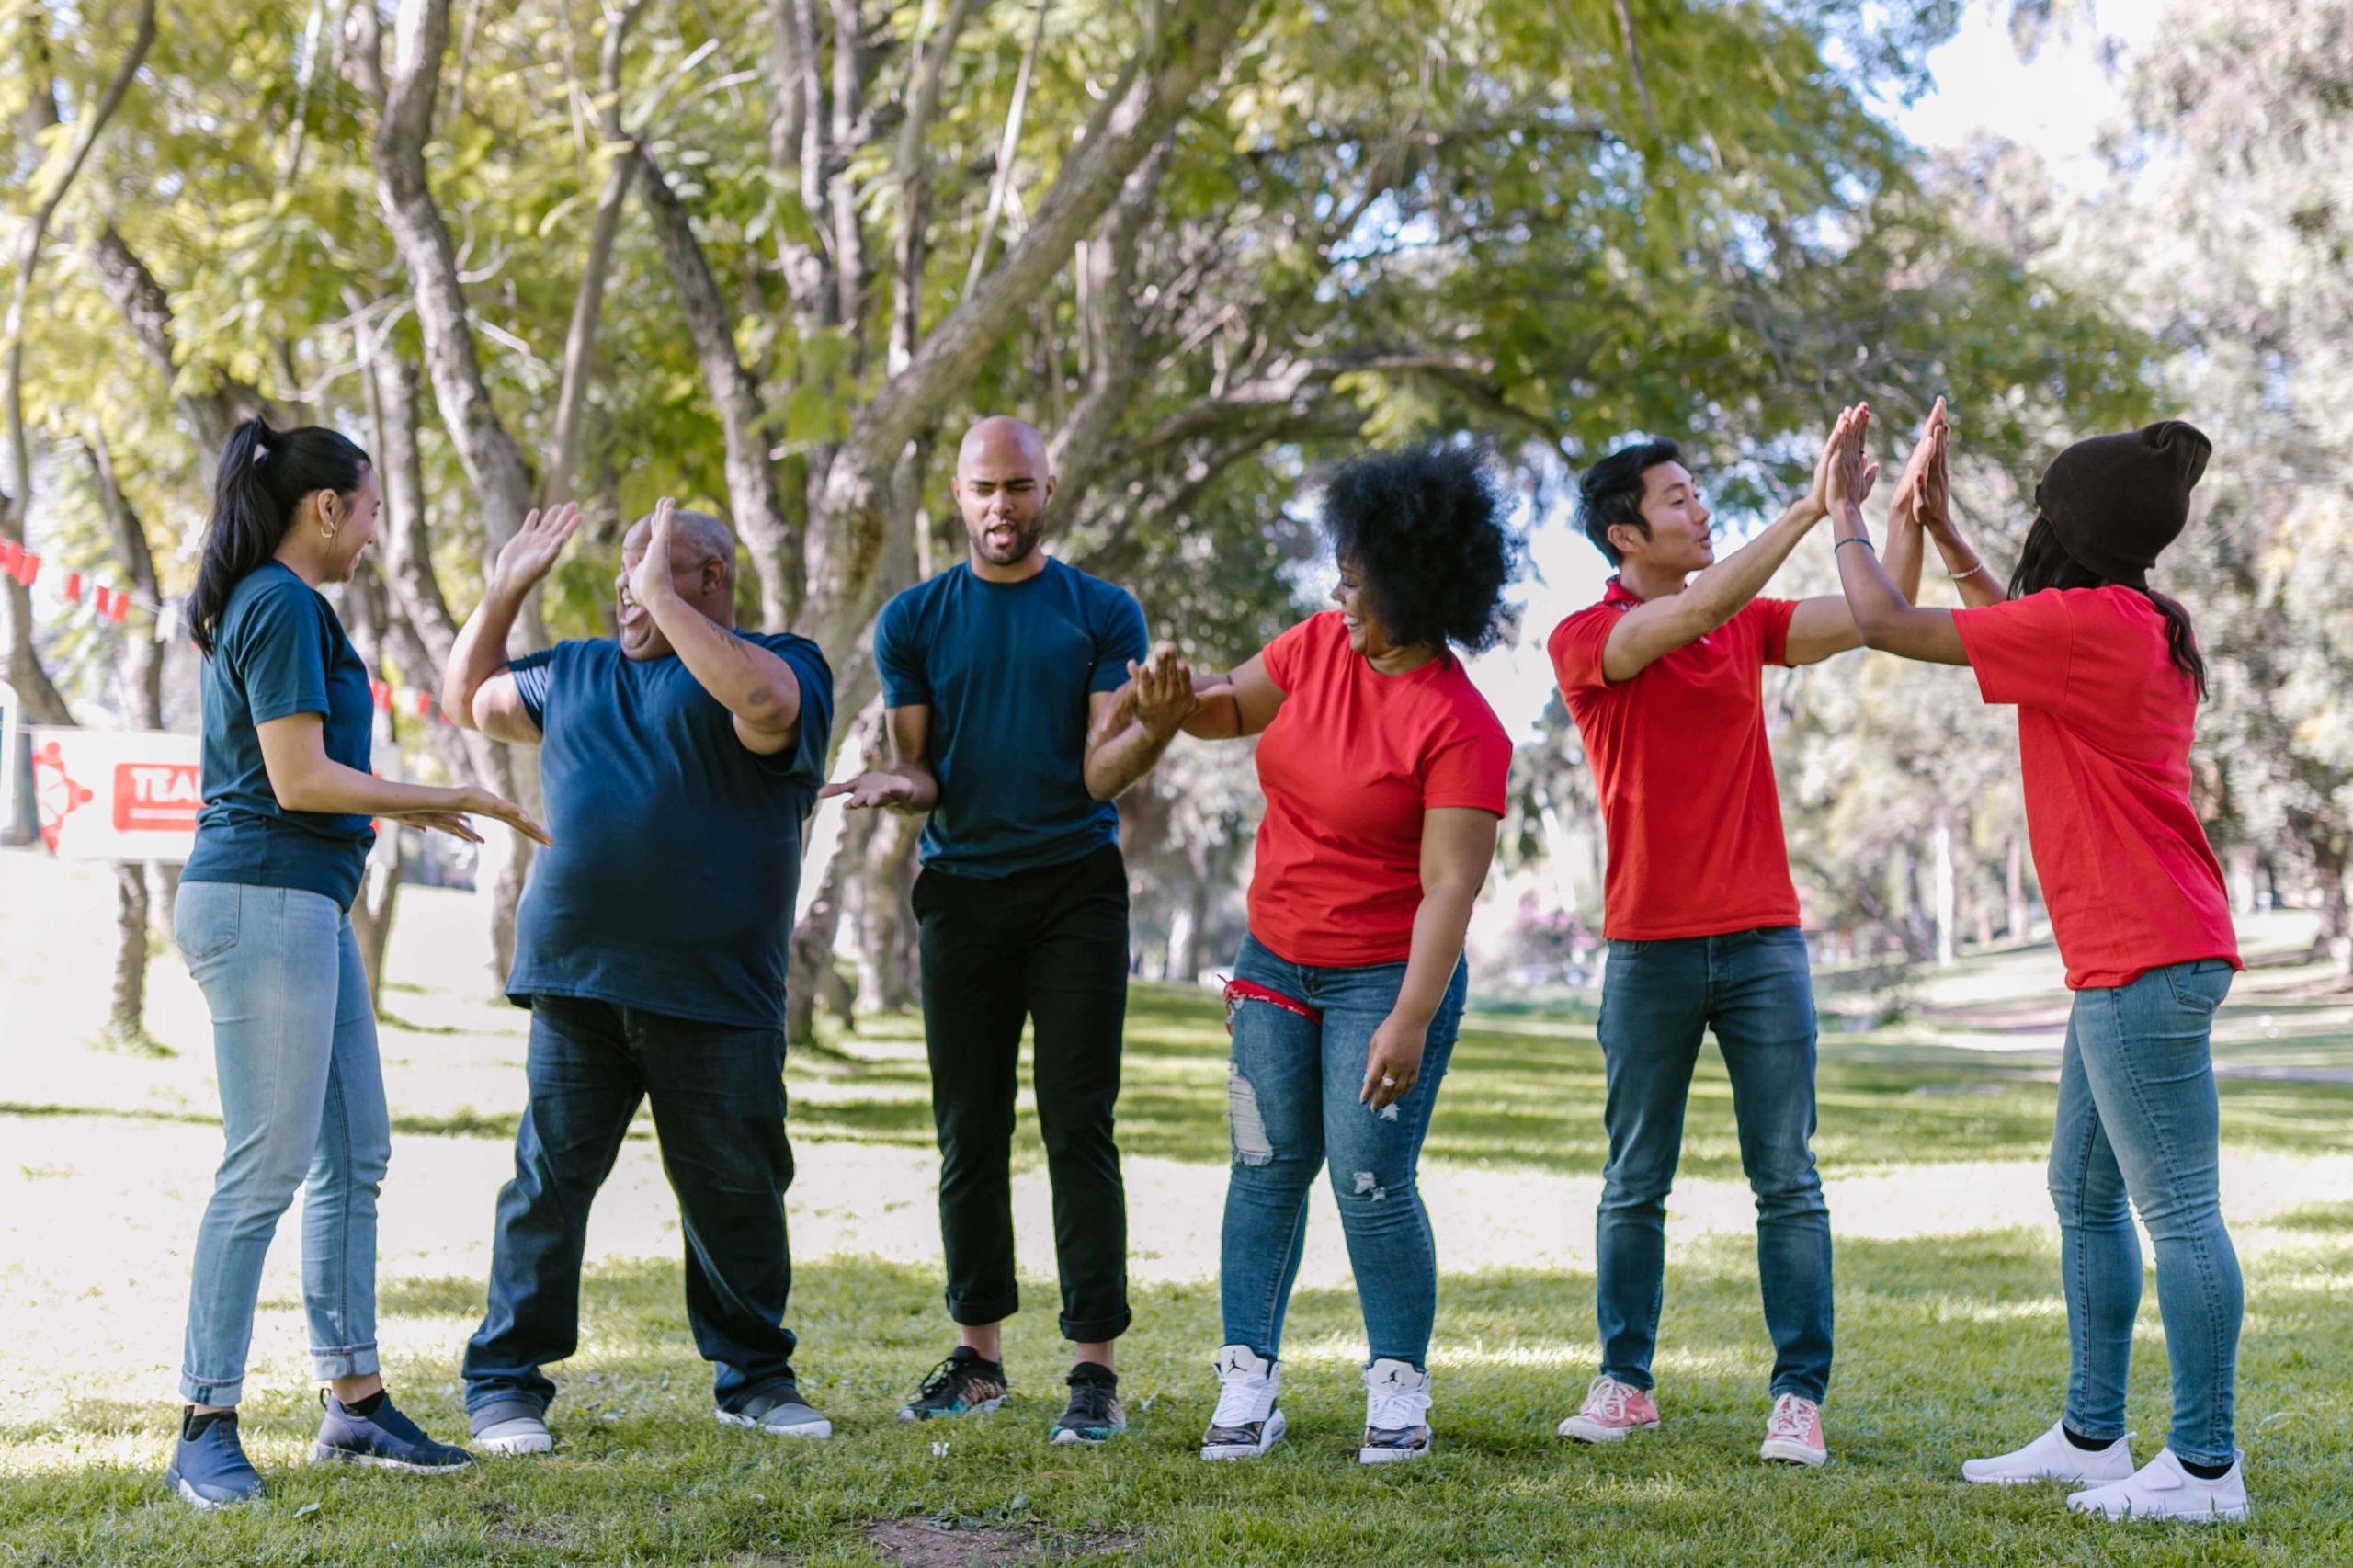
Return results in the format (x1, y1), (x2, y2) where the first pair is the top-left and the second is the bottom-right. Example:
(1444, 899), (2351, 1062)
(1595, 926), (1835, 1403)
(915, 843), (1131, 1343)
(463, 995), (799, 1415)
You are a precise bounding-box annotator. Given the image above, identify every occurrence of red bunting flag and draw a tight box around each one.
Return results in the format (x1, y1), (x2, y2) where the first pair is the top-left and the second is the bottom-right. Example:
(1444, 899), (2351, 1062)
(413, 690), (432, 719)
(371, 679), (392, 711)
(16, 551), (40, 587)
(0, 540), (17, 574)
(106, 589), (129, 624)
(64, 571), (84, 604)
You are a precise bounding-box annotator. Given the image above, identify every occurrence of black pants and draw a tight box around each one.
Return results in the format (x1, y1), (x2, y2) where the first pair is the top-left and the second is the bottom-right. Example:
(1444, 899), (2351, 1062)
(462, 995), (798, 1414)
(915, 843), (1131, 1342)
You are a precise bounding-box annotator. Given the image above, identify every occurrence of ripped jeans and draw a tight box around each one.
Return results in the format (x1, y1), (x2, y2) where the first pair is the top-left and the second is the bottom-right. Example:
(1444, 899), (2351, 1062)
(1217, 932), (1469, 1370)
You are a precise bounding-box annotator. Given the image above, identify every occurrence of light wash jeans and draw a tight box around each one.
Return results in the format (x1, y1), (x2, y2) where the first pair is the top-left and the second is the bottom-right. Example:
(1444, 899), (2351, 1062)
(175, 881), (388, 1405)
(1218, 932), (1470, 1371)
(1594, 927), (1834, 1403)
(2051, 957), (2242, 1467)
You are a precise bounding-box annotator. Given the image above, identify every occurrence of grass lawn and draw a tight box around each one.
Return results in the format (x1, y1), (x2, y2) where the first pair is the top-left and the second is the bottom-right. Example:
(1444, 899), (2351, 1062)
(4, 870), (2350, 1564)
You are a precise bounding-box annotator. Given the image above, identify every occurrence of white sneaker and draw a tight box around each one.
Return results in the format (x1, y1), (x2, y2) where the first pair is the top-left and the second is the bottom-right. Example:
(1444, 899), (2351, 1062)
(1358, 1358), (1432, 1465)
(1961, 1421), (2135, 1486)
(2067, 1448), (2249, 1523)
(1200, 1345), (1286, 1460)
(469, 1402), (551, 1457)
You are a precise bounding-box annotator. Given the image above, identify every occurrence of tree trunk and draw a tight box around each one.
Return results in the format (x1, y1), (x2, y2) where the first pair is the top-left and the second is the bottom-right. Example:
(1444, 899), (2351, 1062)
(1929, 803), (1956, 967)
(2006, 833), (2029, 940)
(106, 860), (149, 1046)
(350, 836), (404, 997)
(856, 808), (921, 1014)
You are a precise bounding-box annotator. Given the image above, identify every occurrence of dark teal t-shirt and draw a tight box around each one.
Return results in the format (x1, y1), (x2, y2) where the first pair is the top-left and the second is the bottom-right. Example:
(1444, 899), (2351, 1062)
(183, 562), (377, 910)
(505, 631), (835, 1029)
(873, 558), (1147, 879)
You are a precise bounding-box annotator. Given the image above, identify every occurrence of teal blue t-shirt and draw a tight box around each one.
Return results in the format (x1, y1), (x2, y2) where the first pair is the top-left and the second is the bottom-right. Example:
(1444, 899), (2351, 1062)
(183, 562), (377, 910)
(872, 558), (1147, 879)
(505, 631), (835, 1029)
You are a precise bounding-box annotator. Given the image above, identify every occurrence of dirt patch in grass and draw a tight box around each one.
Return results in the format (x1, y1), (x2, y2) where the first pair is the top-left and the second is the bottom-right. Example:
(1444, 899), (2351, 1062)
(863, 1518), (1136, 1565)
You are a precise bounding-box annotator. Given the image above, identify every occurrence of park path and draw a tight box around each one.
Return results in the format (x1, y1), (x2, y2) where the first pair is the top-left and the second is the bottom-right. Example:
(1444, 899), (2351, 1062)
(6, 1108), (2348, 1435)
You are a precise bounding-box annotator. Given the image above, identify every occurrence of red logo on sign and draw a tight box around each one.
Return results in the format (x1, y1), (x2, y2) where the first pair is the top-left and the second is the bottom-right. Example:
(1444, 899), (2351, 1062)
(113, 762), (203, 833)
(30, 741), (93, 852)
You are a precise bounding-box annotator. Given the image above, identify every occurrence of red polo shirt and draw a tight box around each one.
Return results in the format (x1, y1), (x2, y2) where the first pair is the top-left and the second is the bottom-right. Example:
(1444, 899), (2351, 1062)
(1952, 586), (2239, 990)
(1549, 580), (1801, 940)
(1247, 611), (1512, 968)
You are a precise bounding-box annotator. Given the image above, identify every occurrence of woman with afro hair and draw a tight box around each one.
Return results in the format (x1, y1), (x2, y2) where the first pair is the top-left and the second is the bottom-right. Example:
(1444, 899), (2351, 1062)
(1129, 441), (1518, 1466)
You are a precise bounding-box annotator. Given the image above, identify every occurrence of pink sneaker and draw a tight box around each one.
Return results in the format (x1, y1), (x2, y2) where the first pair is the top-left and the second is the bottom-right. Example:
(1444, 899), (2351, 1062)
(1759, 1392), (1827, 1466)
(1557, 1374), (1661, 1444)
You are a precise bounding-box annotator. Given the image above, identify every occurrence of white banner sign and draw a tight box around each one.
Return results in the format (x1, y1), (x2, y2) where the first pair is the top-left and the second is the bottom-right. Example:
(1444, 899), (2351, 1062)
(27, 727), (202, 863)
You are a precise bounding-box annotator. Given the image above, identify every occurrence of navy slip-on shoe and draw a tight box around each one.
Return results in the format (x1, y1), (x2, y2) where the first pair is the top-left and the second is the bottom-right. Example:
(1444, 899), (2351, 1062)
(312, 1392), (473, 1473)
(166, 1410), (266, 1509)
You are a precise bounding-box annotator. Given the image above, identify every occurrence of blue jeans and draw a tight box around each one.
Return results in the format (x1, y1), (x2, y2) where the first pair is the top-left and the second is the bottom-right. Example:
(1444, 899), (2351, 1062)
(1595, 927), (1834, 1403)
(2051, 959), (2241, 1467)
(1218, 933), (1470, 1370)
(175, 881), (389, 1405)
(463, 996), (800, 1415)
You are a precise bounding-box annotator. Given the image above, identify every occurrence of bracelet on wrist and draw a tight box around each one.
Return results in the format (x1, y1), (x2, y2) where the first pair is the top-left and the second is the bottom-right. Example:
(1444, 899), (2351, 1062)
(1948, 560), (1987, 580)
(1834, 535), (1875, 553)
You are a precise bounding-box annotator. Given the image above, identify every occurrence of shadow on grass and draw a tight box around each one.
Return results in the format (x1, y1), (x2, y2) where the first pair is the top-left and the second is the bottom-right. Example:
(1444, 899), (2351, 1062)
(7, 1226), (2351, 1566)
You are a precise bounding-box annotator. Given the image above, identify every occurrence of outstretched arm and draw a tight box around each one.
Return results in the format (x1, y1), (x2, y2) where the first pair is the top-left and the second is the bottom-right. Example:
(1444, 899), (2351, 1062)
(1179, 654), (1287, 739)
(444, 501), (582, 744)
(1085, 644), (1199, 800)
(820, 704), (942, 812)
(1602, 407), (1868, 681)
(1826, 413), (1971, 665)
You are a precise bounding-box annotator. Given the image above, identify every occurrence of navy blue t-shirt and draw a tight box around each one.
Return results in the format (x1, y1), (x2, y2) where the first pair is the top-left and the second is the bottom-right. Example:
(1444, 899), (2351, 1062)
(873, 558), (1147, 878)
(183, 562), (377, 910)
(506, 631), (834, 1029)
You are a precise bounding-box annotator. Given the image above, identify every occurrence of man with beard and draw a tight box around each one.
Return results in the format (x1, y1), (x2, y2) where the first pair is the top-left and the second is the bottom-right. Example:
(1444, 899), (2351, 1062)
(441, 497), (835, 1453)
(824, 416), (1194, 1445)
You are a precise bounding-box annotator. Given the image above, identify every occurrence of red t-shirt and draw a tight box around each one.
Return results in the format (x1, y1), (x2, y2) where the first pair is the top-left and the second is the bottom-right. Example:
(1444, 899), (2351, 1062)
(1952, 586), (2239, 990)
(1549, 580), (1801, 940)
(1247, 611), (1512, 968)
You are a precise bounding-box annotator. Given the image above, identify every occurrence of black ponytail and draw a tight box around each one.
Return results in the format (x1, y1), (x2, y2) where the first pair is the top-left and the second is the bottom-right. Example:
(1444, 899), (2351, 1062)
(188, 418), (371, 655)
(2006, 514), (2208, 700)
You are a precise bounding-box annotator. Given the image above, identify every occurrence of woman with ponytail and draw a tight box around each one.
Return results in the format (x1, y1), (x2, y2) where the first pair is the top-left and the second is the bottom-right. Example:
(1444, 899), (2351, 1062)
(1824, 409), (2248, 1525)
(169, 418), (549, 1509)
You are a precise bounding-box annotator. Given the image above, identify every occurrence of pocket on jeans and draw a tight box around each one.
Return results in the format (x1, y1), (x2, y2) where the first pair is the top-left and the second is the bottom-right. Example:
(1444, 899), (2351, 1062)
(175, 884), (242, 964)
(2162, 958), (2234, 1014)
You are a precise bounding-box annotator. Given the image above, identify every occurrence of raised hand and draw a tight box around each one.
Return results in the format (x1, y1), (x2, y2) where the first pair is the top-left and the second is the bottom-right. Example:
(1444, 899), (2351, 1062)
(491, 501), (584, 598)
(819, 772), (917, 811)
(627, 496), (678, 611)
(1127, 643), (1200, 740)
(1823, 403), (1879, 517)
(1890, 398), (1950, 534)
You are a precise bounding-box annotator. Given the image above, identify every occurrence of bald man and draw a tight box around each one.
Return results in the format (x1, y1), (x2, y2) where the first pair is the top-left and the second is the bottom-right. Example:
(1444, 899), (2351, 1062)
(826, 417), (1194, 1445)
(441, 497), (836, 1451)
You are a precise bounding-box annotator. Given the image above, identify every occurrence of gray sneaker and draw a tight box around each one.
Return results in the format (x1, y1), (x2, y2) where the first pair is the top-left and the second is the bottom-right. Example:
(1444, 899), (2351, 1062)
(719, 1387), (834, 1439)
(470, 1398), (552, 1457)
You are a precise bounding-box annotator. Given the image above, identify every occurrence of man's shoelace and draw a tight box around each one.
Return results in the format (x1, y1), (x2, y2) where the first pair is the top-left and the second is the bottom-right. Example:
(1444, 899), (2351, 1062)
(1063, 1380), (1118, 1424)
(1766, 1395), (1817, 1440)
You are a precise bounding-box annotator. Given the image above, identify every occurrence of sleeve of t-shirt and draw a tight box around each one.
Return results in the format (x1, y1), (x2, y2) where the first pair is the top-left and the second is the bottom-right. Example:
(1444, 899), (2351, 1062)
(506, 646), (563, 730)
(1421, 715), (1514, 815)
(233, 580), (334, 723)
(754, 633), (835, 789)
(1738, 597), (1800, 667)
(1953, 590), (2075, 710)
(1094, 585), (1150, 696)
(872, 590), (930, 708)
(1545, 607), (1615, 692)
(1259, 615), (1324, 694)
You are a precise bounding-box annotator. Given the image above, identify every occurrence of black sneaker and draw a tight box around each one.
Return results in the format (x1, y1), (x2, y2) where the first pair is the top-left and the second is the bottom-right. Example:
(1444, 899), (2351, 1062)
(1050, 1364), (1125, 1446)
(896, 1347), (1009, 1422)
(166, 1409), (265, 1509)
